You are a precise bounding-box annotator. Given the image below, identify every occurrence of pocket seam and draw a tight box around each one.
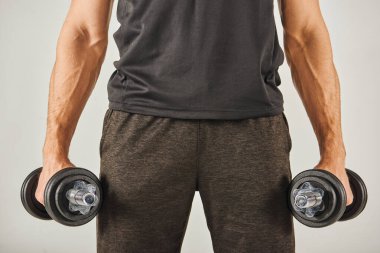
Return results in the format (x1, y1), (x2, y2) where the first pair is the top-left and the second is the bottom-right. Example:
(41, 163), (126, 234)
(99, 109), (114, 156)
(281, 112), (292, 152)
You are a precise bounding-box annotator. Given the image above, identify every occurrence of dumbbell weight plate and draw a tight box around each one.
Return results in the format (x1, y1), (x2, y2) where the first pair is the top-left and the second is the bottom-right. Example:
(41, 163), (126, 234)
(20, 167), (51, 220)
(288, 169), (347, 228)
(55, 172), (102, 224)
(339, 169), (368, 221)
(44, 167), (102, 226)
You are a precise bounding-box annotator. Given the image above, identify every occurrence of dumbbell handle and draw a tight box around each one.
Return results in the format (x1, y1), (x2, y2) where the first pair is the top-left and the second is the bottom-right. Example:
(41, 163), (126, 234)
(295, 191), (323, 208)
(64, 180), (99, 215)
(292, 181), (325, 218)
(66, 189), (97, 206)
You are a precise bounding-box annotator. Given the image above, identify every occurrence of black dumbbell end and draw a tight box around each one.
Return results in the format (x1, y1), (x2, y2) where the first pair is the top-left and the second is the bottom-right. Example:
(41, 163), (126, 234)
(339, 168), (368, 221)
(288, 169), (346, 228)
(20, 167), (51, 220)
(44, 167), (102, 226)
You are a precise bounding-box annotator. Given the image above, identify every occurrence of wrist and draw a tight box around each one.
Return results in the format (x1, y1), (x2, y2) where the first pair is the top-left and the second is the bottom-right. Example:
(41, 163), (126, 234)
(319, 137), (346, 159)
(42, 151), (73, 171)
(318, 139), (346, 169)
(43, 141), (70, 161)
(317, 148), (346, 172)
(320, 147), (346, 161)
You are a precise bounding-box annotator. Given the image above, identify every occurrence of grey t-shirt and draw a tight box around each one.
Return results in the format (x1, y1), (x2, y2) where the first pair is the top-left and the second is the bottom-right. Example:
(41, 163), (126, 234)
(107, 0), (285, 120)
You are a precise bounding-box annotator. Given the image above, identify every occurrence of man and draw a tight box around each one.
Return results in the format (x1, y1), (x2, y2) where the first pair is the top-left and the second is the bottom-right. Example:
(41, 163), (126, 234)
(35, 0), (353, 252)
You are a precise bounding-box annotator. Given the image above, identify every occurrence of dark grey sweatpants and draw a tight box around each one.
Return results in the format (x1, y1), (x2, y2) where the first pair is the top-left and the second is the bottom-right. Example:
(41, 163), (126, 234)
(97, 109), (295, 253)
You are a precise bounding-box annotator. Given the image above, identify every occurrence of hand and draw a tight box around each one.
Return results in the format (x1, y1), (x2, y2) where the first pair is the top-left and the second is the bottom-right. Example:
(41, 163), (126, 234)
(314, 159), (354, 206)
(35, 155), (75, 206)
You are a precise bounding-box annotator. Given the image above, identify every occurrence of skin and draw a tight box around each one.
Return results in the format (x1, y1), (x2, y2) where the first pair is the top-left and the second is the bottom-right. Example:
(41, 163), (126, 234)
(278, 0), (353, 205)
(35, 0), (114, 205)
(35, 0), (353, 206)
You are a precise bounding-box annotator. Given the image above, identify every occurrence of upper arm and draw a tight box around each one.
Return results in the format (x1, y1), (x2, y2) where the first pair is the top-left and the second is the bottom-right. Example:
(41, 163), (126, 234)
(60, 0), (114, 47)
(277, 0), (329, 44)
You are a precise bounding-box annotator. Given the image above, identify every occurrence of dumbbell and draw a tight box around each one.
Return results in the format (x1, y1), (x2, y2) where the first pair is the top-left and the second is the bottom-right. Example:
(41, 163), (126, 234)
(20, 167), (103, 226)
(288, 168), (367, 228)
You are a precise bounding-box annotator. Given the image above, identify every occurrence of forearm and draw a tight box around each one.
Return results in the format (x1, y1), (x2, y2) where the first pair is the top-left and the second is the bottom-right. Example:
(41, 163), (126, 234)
(284, 24), (346, 164)
(43, 23), (107, 160)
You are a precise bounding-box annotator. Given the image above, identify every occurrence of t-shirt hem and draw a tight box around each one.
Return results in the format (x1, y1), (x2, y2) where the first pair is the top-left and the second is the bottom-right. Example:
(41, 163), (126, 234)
(108, 101), (284, 120)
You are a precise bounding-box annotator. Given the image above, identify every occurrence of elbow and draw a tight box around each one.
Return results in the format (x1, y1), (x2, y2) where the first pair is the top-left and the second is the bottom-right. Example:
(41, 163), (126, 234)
(284, 25), (334, 69)
(283, 30), (309, 66)
(88, 36), (108, 59)
(75, 22), (109, 56)
(86, 27), (108, 49)
(84, 28), (109, 57)
(83, 35), (108, 67)
(57, 24), (109, 60)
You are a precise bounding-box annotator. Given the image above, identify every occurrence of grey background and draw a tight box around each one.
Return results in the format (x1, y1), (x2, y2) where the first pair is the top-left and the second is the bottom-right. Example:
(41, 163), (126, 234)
(1, 0), (378, 252)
